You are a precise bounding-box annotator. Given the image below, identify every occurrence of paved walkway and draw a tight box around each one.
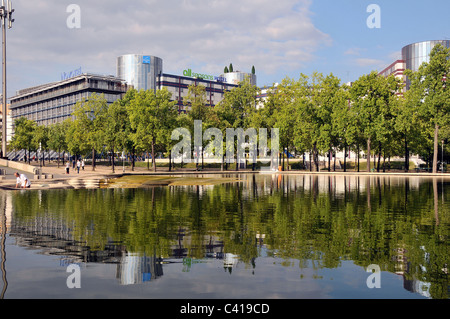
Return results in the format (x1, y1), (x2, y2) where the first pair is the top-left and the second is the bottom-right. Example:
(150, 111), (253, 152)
(1, 160), (449, 190)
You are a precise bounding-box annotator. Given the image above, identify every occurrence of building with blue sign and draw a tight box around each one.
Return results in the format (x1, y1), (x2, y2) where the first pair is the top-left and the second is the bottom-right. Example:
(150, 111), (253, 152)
(116, 54), (255, 112)
(117, 54), (163, 92)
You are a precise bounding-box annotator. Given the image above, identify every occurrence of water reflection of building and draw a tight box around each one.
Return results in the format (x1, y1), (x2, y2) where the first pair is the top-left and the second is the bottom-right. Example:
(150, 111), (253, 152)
(118, 253), (163, 285)
(393, 246), (432, 298)
(239, 174), (424, 199)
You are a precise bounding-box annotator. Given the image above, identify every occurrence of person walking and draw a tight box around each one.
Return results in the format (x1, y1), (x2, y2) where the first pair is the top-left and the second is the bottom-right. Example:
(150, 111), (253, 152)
(66, 161), (70, 174)
(77, 159), (81, 174)
(81, 159), (85, 171)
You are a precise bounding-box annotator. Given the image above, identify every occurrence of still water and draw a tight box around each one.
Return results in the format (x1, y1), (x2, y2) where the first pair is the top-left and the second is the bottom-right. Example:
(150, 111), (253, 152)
(0, 174), (448, 299)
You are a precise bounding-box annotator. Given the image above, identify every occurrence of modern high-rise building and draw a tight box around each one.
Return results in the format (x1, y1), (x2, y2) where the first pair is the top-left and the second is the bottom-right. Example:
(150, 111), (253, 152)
(117, 54), (163, 92)
(117, 55), (255, 112)
(380, 40), (450, 90)
(221, 71), (257, 86)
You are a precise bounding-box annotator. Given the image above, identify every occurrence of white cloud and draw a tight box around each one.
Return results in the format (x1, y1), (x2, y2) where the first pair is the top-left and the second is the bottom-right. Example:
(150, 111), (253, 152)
(7, 0), (331, 93)
(355, 58), (385, 68)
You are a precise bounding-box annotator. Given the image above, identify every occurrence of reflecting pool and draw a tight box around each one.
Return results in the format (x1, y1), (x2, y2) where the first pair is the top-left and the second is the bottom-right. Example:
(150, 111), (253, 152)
(0, 174), (448, 299)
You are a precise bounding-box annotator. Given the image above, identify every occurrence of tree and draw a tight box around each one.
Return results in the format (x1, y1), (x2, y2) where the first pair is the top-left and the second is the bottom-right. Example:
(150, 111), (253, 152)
(48, 120), (69, 168)
(127, 88), (177, 171)
(216, 77), (259, 170)
(224, 66), (229, 74)
(252, 66), (256, 75)
(10, 117), (37, 164)
(71, 93), (109, 170)
(406, 43), (450, 173)
(350, 71), (402, 172)
(229, 63), (234, 73)
(104, 99), (131, 173)
(185, 84), (212, 170)
(33, 125), (50, 166)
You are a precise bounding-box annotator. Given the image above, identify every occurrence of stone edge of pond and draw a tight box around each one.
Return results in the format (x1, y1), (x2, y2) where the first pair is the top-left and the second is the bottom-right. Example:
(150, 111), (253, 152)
(1, 170), (450, 191)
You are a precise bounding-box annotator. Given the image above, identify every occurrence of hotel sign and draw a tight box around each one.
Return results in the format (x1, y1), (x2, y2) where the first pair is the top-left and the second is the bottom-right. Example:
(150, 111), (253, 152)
(143, 56), (151, 64)
(183, 69), (227, 83)
(61, 67), (82, 81)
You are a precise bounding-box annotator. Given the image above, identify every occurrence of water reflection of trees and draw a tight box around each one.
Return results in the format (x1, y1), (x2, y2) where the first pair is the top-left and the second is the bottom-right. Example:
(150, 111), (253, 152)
(7, 174), (450, 298)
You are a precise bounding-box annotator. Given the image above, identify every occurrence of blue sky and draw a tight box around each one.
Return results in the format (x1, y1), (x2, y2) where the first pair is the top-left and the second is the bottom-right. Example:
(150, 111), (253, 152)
(5, 0), (450, 97)
(305, 0), (450, 84)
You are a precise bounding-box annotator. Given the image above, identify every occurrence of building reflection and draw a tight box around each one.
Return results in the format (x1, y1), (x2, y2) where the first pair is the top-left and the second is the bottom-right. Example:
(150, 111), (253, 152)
(0, 173), (446, 298)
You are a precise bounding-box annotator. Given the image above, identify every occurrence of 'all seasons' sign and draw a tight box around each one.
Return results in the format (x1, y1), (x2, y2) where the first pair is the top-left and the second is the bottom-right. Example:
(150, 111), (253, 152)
(183, 69), (227, 83)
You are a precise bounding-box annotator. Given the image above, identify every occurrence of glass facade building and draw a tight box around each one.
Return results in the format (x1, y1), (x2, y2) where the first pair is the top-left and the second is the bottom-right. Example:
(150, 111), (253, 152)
(401, 40), (450, 89)
(9, 74), (128, 127)
(117, 54), (163, 91)
(221, 71), (257, 86)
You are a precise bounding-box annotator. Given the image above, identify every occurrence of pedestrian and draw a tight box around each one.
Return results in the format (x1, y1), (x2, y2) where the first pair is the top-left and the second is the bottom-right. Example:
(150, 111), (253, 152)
(72, 158), (75, 169)
(81, 159), (85, 171)
(66, 161), (70, 174)
(14, 172), (31, 188)
(77, 159), (81, 174)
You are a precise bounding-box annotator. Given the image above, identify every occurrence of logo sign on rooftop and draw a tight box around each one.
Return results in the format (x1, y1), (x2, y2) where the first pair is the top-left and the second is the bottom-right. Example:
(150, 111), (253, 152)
(61, 67), (82, 81)
(183, 69), (227, 83)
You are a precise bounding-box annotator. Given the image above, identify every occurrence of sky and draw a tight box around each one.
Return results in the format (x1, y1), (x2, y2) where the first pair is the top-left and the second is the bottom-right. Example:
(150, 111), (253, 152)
(4, 0), (450, 98)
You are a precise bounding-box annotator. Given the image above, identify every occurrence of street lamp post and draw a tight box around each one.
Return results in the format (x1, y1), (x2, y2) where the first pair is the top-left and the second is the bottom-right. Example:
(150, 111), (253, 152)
(0, 0), (14, 159)
(442, 140), (444, 173)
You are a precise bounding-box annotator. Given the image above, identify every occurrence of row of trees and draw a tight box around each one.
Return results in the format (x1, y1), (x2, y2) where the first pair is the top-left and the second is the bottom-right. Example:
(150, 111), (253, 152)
(10, 44), (450, 173)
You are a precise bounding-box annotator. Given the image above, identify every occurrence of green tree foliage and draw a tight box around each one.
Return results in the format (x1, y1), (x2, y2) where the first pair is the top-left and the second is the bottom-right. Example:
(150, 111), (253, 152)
(70, 93), (109, 170)
(127, 88), (177, 171)
(33, 125), (50, 166)
(10, 117), (37, 164)
(48, 120), (70, 167)
(350, 72), (402, 172)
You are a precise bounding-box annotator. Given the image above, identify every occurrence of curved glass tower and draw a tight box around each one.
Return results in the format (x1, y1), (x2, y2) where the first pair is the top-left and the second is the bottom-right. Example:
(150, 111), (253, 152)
(117, 54), (163, 91)
(402, 40), (450, 89)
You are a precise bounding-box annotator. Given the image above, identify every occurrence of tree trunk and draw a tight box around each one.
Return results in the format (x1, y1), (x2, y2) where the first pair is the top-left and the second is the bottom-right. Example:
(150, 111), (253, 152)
(286, 147), (290, 171)
(152, 139), (156, 172)
(433, 123), (439, 173)
(92, 147), (96, 171)
(309, 151), (312, 172)
(377, 142), (381, 172)
(367, 138), (371, 172)
(328, 148), (331, 172)
(333, 150), (336, 171)
(57, 148), (61, 168)
(111, 148), (115, 173)
(343, 144), (347, 172)
(405, 135), (409, 172)
(132, 147), (135, 171)
(313, 143), (319, 172)
(169, 150), (172, 172)
(357, 144), (360, 172)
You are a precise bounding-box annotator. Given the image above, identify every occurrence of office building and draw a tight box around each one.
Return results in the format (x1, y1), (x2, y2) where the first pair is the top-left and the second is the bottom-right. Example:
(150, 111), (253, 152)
(157, 73), (239, 112)
(380, 40), (450, 90)
(117, 54), (254, 112)
(9, 73), (128, 127)
(378, 60), (406, 94)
